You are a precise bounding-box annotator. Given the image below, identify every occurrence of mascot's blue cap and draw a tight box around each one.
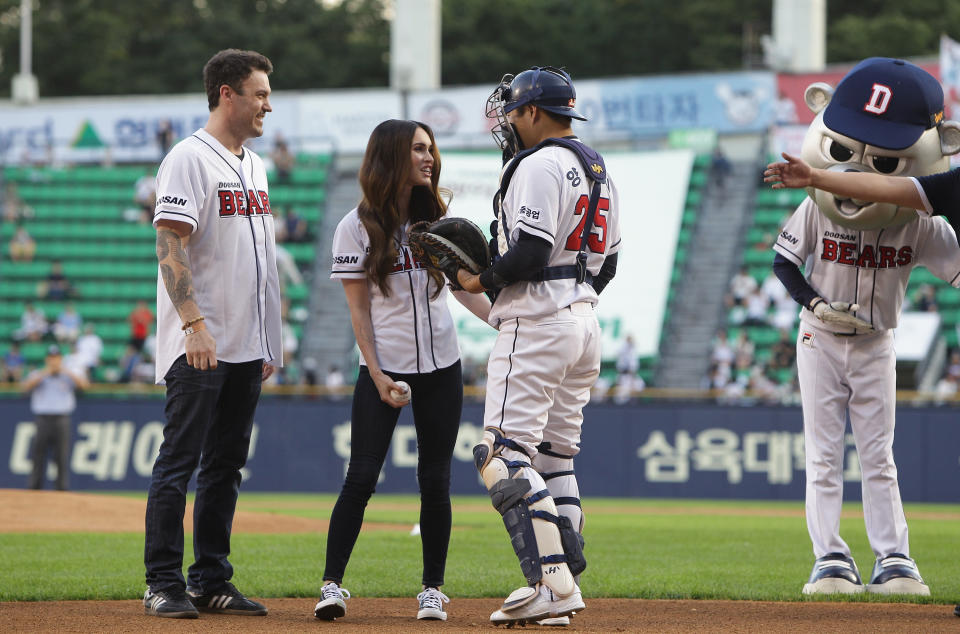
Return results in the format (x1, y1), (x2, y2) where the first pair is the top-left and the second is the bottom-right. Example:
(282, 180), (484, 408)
(823, 57), (944, 150)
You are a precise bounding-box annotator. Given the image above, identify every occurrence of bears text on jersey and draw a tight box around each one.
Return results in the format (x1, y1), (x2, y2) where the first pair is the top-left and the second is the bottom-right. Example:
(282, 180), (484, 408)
(820, 237), (912, 269)
(217, 189), (272, 217)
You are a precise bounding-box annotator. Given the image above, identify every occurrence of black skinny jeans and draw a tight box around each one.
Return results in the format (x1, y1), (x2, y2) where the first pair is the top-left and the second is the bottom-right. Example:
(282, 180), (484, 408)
(323, 361), (462, 588)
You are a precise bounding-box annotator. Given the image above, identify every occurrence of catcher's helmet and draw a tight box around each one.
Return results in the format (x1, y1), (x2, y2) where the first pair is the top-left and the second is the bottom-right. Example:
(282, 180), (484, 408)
(502, 67), (587, 121)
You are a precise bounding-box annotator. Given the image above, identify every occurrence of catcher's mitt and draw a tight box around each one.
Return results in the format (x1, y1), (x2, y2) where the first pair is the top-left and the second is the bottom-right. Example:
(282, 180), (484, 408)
(408, 217), (490, 289)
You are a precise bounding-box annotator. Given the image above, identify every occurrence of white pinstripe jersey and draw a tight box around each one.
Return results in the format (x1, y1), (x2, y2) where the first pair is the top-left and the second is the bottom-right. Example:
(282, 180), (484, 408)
(153, 128), (283, 383)
(330, 208), (459, 374)
(489, 142), (622, 326)
(773, 198), (960, 333)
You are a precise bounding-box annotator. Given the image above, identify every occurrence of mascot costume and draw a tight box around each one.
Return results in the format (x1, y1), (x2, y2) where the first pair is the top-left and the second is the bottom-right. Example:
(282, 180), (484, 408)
(772, 57), (960, 596)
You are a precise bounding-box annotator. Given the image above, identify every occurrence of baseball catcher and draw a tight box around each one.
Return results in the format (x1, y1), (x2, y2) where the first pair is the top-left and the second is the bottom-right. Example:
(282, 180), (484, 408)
(408, 217), (490, 290)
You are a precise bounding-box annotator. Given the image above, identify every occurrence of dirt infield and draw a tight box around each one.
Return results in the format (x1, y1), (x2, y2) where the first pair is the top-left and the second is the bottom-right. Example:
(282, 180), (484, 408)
(5, 597), (957, 632)
(3, 490), (957, 632)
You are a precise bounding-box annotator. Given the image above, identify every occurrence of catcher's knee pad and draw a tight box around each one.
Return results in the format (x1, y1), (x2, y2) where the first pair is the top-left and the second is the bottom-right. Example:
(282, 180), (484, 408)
(474, 428), (577, 597)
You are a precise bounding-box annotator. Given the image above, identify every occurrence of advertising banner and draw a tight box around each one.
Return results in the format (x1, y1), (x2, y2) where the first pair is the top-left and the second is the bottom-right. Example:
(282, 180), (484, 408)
(4, 399), (957, 502)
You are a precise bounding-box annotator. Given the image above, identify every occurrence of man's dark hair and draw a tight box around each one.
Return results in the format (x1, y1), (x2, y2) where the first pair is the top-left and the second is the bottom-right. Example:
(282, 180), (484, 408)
(203, 49), (273, 111)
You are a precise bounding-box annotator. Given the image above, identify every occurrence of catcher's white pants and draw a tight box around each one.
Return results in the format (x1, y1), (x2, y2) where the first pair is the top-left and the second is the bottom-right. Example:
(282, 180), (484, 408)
(484, 302), (601, 461)
(796, 320), (909, 560)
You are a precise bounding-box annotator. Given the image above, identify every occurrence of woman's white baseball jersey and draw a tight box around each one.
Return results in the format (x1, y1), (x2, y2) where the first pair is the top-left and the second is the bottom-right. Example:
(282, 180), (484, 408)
(488, 143), (622, 327)
(330, 208), (459, 374)
(153, 128), (283, 384)
(773, 198), (960, 333)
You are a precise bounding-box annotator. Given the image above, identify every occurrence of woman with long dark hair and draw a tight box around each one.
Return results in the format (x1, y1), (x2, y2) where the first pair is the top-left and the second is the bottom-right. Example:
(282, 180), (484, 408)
(314, 120), (490, 622)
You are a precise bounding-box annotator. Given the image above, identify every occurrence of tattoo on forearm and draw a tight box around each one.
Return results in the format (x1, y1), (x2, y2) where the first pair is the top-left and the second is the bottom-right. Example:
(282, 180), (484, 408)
(157, 228), (197, 312)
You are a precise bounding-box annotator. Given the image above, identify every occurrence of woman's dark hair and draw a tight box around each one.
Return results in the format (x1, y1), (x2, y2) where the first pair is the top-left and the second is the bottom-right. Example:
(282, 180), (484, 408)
(358, 120), (448, 296)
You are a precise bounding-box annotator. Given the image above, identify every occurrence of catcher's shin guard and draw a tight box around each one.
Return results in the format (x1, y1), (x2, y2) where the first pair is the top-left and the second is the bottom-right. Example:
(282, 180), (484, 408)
(474, 428), (577, 598)
(534, 447), (586, 577)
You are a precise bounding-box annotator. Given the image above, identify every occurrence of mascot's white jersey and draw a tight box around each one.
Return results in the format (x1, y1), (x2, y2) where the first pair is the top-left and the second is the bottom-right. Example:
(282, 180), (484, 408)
(330, 208), (459, 374)
(153, 128), (283, 384)
(488, 142), (622, 327)
(773, 198), (960, 333)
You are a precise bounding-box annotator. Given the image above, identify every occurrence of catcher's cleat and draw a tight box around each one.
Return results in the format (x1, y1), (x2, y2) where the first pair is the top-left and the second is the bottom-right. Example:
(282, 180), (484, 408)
(314, 581), (351, 620)
(143, 587), (199, 619)
(186, 581), (267, 615)
(802, 553), (864, 595)
(866, 554), (930, 595)
(954, 604), (959, 617)
(490, 584), (584, 627)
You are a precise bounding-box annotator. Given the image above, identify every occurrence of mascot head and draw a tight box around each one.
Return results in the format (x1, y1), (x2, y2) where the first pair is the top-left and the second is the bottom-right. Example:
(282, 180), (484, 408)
(800, 57), (960, 229)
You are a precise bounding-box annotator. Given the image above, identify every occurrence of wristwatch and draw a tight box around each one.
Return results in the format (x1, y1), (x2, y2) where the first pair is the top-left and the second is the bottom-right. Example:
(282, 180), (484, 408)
(184, 324), (201, 336)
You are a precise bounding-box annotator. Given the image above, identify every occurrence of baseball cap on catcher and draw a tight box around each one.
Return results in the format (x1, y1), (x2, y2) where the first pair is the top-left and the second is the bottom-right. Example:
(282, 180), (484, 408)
(46, 345), (62, 357)
(823, 57), (944, 150)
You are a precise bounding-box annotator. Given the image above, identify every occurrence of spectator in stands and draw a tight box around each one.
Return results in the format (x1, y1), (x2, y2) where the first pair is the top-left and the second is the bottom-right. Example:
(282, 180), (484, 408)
(276, 242), (304, 292)
(302, 356), (319, 386)
(9, 224), (36, 262)
(728, 266), (758, 307)
(53, 302), (83, 343)
(769, 329), (796, 370)
(16, 302), (47, 342)
(156, 119), (175, 159)
(283, 206), (309, 242)
(911, 283), (938, 312)
(22, 345), (89, 490)
(710, 329), (736, 366)
(37, 260), (75, 300)
(75, 324), (103, 372)
(933, 372), (958, 405)
(733, 330), (755, 365)
(3, 182), (33, 222)
(710, 146), (732, 189)
(2, 342), (26, 382)
(128, 300), (154, 351)
(742, 286), (770, 327)
(117, 344), (143, 383)
(271, 136), (296, 184)
(130, 174), (157, 224)
(325, 364), (345, 399)
(615, 335), (638, 376)
(946, 349), (960, 381)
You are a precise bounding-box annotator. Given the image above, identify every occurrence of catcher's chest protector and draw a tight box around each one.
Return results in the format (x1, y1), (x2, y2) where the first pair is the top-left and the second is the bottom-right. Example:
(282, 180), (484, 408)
(488, 137), (608, 301)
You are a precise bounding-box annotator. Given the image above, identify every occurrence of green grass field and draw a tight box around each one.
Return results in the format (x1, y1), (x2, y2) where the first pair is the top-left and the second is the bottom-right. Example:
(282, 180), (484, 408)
(1, 494), (958, 603)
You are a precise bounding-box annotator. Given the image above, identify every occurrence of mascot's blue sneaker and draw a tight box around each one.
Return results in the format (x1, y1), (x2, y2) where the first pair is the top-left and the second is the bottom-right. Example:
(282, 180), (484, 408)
(802, 553), (864, 595)
(866, 554), (930, 595)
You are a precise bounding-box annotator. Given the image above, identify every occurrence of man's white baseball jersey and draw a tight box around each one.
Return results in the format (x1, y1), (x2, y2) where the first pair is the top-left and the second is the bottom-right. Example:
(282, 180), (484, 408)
(330, 208), (459, 374)
(153, 128), (283, 383)
(773, 198), (960, 332)
(489, 143), (622, 327)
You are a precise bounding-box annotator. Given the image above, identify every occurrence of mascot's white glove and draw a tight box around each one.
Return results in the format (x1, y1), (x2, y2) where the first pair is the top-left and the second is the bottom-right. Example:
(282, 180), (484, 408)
(810, 298), (875, 333)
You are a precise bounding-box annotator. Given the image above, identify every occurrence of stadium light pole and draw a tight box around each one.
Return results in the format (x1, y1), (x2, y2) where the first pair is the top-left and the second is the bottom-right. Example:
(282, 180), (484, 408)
(12, 0), (39, 104)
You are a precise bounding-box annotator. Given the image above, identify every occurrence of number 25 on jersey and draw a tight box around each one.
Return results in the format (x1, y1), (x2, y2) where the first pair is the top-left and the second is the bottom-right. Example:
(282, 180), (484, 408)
(564, 194), (609, 253)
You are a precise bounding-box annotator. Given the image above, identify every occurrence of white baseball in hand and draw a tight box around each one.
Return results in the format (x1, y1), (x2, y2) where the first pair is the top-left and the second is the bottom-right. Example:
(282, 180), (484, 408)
(390, 380), (411, 403)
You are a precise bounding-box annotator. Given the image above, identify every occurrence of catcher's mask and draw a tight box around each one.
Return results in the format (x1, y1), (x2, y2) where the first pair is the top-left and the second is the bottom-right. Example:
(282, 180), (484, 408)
(485, 66), (587, 157)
